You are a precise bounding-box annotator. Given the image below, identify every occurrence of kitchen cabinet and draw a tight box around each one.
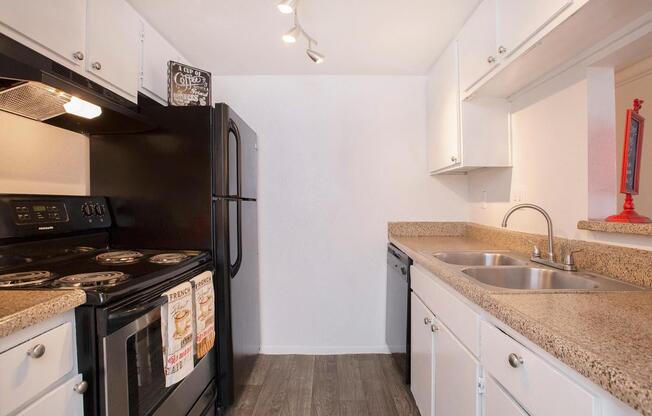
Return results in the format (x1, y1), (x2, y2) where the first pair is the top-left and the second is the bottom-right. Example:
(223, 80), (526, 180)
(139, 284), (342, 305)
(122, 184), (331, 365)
(496, 0), (572, 59)
(410, 293), (435, 416)
(426, 40), (510, 174)
(0, 311), (84, 416)
(433, 318), (480, 416)
(86, 0), (141, 101)
(140, 21), (190, 104)
(458, 0), (499, 94)
(0, 0), (86, 68)
(484, 376), (527, 416)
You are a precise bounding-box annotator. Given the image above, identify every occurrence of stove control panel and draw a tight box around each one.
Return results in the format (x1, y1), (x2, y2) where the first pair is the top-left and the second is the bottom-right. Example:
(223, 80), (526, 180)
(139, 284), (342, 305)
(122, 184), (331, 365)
(0, 195), (111, 239)
(12, 201), (69, 224)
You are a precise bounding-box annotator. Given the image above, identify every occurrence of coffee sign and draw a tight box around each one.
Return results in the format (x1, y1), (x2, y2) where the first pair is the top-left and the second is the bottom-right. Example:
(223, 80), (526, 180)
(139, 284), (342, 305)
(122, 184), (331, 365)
(167, 61), (211, 106)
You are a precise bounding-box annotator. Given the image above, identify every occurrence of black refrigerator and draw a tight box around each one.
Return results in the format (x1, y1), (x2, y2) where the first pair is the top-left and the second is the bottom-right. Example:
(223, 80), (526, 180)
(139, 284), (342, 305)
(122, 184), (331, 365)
(89, 98), (260, 411)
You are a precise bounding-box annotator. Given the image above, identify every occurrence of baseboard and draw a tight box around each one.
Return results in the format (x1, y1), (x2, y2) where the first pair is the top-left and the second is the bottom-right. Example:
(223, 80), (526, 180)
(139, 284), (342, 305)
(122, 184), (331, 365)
(259, 345), (391, 355)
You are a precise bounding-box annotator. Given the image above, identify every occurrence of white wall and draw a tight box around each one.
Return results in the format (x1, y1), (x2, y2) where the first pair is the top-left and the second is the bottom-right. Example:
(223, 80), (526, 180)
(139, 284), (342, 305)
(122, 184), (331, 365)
(468, 69), (652, 249)
(0, 111), (89, 195)
(212, 76), (469, 353)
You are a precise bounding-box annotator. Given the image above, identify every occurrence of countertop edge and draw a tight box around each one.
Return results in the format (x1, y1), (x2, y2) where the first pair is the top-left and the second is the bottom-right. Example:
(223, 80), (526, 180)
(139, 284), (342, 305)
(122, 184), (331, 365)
(389, 235), (651, 415)
(0, 290), (86, 338)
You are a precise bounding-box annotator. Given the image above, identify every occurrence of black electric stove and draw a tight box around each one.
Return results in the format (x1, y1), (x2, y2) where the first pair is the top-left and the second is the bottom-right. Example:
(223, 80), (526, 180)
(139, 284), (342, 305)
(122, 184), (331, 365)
(0, 195), (218, 416)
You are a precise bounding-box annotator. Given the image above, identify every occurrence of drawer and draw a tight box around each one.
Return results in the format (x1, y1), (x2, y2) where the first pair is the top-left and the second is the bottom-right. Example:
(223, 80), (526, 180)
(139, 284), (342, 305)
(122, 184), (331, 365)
(411, 265), (480, 356)
(485, 375), (527, 416)
(17, 373), (84, 416)
(481, 321), (595, 416)
(0, 322), (74, 415)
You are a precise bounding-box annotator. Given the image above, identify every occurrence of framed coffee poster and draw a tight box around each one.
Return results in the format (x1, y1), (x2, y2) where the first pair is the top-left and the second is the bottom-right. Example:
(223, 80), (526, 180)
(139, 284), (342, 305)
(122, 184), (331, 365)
(620, 104), (645, 194)
(168, 61), (212, 106)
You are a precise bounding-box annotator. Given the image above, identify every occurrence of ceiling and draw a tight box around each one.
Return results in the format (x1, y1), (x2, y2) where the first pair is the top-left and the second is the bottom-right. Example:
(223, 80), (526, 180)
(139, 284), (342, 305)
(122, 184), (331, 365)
(128, 0), (481, 75)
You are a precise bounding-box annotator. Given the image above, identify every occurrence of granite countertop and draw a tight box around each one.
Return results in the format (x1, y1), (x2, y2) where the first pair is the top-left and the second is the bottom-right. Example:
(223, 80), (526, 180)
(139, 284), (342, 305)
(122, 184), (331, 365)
(0, 290), (86, 338)
(390, 235), (652, 415)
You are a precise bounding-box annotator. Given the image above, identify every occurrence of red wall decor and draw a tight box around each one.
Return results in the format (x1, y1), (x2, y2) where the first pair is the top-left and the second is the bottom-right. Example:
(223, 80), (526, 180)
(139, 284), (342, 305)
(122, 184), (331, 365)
(606, 98), (650, 223)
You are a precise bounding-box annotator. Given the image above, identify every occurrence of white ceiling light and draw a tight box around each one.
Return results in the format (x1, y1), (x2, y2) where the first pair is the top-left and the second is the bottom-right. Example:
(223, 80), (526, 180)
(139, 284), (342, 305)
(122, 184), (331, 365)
(277, 0), (296, 14)
(64, 96), (102, 119)
(282, 26), (300, 43)
(277, 1), (325, 64)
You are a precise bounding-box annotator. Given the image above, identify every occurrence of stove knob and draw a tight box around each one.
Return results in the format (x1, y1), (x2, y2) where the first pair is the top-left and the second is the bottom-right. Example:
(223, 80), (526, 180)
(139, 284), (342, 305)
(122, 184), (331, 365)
(82, 203), (93, 217)
(94, 204), (105, 216)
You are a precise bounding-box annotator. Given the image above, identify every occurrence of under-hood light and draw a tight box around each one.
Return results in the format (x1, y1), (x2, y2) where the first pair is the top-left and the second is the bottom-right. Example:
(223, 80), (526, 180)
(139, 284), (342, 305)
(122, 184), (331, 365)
(64, 96), (102, 119)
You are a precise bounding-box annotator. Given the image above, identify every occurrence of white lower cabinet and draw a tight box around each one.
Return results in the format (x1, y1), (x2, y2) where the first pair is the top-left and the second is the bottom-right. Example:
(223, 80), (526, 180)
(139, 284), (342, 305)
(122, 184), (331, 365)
(411, 293), (435, 416)
(408, 263), (636, 416)
(433, 318), (479, 416)
(17, 373), (84, 416)
(484, 376), (527, 416)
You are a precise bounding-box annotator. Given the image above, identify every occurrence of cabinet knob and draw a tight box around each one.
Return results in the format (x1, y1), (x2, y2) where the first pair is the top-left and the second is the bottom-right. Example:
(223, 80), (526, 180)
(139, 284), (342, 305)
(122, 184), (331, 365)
(73, 380), (88, 394)
(451, 156), (458, 163)
(73, 51), (84, 61)
(498, 46), (507, 55)
(92, 61), (102, 71)
(27, 343), (46, 358)
(508, 353), (524, 368)
(430, 324), (439, 332)
(487, 56), (497, 64)
(423, 317), (432, 325)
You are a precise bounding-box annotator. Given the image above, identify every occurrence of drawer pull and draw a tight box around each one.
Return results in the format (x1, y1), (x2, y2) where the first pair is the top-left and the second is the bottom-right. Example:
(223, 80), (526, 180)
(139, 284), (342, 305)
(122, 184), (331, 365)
(431, 324), (439, 332)
(508, 353), (524, 368)
(424, 317), (432, 325)
(27, 344), (46, 358)
(73, 380), (88, 394)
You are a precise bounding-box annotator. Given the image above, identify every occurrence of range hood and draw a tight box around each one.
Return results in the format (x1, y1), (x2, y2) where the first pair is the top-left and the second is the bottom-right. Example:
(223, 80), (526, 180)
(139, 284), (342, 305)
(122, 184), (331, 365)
(0, 33), (155, 134)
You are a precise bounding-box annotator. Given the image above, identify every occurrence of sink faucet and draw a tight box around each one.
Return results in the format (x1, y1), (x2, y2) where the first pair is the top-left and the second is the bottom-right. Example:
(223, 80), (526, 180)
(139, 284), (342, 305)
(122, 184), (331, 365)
(501, 203), (577, 271)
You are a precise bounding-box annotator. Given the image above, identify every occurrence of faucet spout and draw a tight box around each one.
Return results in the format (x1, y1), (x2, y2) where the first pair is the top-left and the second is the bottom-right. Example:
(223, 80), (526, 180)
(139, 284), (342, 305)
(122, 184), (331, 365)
(501, 203), (554, 262)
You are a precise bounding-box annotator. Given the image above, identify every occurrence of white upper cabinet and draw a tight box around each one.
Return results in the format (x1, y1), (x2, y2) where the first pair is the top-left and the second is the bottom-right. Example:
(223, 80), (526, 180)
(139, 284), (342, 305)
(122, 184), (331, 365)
(427, 40), (460, 173)
(85, 0), (140, 101)
(496, 0), (573, 58)
(458, 0), (499, 94)
(140, 21), (189, 104)
(427, 40), (510, 174)
(0, 0), (86, 68)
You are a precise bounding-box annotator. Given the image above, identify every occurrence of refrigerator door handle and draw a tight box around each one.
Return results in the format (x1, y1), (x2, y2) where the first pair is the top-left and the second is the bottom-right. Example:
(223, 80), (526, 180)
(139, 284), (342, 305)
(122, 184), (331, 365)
(230, 199), (243, 277)
(228, 119), (242, 198)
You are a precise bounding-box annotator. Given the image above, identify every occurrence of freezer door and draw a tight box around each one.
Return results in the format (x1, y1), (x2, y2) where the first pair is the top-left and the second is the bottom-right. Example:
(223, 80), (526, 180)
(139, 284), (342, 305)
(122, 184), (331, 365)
(215, 104), (258, 200)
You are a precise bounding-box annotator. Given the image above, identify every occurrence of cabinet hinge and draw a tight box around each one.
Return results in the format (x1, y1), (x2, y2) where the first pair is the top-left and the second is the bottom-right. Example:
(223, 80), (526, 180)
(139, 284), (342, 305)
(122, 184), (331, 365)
(477, 377), (486, 395)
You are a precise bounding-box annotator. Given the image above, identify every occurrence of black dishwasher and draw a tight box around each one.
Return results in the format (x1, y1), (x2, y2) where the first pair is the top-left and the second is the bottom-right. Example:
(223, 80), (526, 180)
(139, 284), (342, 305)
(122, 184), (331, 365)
(386, 243), (412, 384)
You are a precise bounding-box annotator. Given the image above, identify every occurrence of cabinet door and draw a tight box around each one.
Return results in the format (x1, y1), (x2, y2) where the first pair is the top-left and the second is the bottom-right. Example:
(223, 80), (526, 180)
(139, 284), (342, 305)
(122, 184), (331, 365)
(17, 373), (84, 416)
(141, 22), (187, 104)
(86, 0), (140, 101)
(485, 376), (528, 416)
(496, 0), (572, 58)
(458, 0), (498, 93)
(411, 293), (435, 416)
(0, 0), (86, 68)
(426, 40), (460, 173)
(433, 319), (479, 416)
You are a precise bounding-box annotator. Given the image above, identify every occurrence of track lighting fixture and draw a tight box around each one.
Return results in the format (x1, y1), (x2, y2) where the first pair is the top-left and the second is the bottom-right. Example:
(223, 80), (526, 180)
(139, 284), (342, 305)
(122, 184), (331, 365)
(276, 0), (325, 64)
(277, 0), (296, 14)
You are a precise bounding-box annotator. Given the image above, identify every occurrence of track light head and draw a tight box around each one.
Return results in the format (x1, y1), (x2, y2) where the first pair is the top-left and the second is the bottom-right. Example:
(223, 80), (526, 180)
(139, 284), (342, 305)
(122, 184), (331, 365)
(282, 26), (300, 43)
(306, 48), (325, 64)
(277, 0), (296, 14)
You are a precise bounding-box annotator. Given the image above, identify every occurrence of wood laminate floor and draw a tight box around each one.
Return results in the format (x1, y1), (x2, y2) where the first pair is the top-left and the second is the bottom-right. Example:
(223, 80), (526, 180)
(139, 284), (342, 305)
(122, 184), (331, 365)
(227, 354), (420, 416)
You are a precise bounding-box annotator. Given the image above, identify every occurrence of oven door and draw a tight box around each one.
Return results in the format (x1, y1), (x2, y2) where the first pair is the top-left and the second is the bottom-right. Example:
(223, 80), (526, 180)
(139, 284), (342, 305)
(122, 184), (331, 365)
(99, 273), (216, 416)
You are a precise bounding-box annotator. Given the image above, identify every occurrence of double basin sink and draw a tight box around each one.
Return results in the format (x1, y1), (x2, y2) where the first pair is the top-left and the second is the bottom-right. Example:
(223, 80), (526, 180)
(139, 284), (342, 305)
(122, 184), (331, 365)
(433, 251), (641, 292)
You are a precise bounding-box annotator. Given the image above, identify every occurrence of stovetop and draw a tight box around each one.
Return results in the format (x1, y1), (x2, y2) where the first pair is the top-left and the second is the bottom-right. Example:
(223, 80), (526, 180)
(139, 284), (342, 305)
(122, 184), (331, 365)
(0, 247), (211, 305)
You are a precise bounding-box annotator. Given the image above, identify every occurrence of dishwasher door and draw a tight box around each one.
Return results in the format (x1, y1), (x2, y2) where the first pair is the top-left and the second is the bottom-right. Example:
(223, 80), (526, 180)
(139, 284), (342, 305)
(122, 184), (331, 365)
(385, 243), (412, 384)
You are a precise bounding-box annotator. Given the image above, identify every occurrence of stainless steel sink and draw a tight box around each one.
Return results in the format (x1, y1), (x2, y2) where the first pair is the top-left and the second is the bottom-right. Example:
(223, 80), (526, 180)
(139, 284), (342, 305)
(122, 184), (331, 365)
(434, 251), (526, 266)
(462, 266), (642, 291)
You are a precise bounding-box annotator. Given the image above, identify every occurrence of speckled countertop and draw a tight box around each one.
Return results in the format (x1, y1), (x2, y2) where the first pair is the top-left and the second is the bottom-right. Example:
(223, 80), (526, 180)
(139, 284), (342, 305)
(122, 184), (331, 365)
(389, 234), (652, 415)
(0, 290), (86, 338)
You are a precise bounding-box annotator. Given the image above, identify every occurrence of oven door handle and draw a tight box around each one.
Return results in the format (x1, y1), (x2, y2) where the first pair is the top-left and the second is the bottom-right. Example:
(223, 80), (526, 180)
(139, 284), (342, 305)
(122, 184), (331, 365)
(108, 296), (167, 323)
